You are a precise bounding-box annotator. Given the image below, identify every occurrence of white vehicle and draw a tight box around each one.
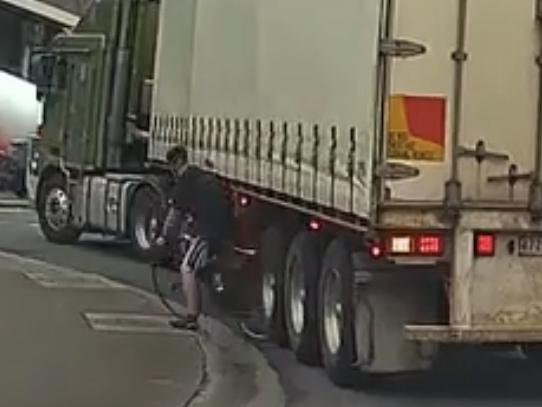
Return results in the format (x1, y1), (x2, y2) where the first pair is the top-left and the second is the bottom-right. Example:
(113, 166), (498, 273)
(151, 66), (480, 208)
(0, 71), (41, 144)
(0, 72), (42, 198)
(31, 0), (542, 386)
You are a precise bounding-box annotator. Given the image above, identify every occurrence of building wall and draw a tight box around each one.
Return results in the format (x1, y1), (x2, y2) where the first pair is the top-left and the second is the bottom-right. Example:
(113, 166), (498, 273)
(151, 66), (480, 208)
(0, 0), (86, 78)
(0, 8), (23, 76)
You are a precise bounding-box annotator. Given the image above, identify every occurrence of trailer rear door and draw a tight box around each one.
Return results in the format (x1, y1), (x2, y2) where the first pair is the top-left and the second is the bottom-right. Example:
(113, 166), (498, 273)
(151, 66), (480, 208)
(386, 0), (539, 204)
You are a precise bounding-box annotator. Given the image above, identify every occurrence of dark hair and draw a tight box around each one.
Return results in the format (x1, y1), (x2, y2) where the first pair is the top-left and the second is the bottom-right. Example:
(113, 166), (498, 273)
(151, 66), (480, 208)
(166, 144), (188, 165)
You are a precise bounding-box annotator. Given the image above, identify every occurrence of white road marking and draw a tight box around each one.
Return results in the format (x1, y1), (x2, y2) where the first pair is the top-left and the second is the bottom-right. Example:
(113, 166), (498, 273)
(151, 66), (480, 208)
(0, 251), (126, 290)
(83, 313), (195, 336)
(0, 199), (30, 207)
(24, 270), (127, 290)
(0, 207), (30, 213)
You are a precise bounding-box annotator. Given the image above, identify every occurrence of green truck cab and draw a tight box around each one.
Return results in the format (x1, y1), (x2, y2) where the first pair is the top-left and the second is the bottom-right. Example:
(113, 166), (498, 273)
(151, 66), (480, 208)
(31, 0), (165, 252)
(34, 0), (158, 173)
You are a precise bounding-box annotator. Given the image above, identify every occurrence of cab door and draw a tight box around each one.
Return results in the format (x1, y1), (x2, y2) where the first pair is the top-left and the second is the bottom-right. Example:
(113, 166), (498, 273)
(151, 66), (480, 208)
(45, 34), (106, 170)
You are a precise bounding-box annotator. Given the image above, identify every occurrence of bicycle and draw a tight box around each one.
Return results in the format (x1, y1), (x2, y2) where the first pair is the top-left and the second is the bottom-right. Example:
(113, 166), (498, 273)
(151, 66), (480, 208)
(150, 215), (222, 319)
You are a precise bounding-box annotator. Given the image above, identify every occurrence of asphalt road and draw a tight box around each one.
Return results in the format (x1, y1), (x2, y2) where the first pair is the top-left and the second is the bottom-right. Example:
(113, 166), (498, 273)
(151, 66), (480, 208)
(2, 206), (542, 407)
(0, 254), (203, 407)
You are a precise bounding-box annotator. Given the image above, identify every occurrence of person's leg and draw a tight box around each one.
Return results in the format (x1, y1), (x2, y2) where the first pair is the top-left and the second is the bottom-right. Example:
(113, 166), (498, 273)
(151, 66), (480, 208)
(168, 268), (199, 330)
(181, 263), (201, 318)
(170, 237), (209, 330)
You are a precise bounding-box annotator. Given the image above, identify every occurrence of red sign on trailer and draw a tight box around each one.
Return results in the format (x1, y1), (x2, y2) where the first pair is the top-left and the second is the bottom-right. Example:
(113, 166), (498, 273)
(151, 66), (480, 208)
(387, 95), (446, 162)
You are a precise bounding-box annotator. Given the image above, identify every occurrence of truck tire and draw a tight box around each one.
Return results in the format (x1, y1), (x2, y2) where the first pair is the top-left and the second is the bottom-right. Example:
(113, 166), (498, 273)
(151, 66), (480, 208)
(284, 232), (322, 365)
(259, 226), (289, 346)
(318, 238), (357, 387)
(129, 187), (162, 260)
(37, 174), (81, 244)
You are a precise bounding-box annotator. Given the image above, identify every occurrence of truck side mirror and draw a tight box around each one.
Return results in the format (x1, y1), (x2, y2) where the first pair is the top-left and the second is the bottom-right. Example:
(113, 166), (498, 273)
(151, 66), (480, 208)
(137, 79), (153, 130)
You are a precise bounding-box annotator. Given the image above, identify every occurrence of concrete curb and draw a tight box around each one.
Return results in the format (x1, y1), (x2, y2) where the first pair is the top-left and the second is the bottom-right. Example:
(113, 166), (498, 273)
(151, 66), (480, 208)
(0, 250), (286, 407)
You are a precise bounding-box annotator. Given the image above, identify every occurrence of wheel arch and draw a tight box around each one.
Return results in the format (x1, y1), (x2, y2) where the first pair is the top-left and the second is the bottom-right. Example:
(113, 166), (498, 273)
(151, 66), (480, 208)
(36, 165), (65, 205)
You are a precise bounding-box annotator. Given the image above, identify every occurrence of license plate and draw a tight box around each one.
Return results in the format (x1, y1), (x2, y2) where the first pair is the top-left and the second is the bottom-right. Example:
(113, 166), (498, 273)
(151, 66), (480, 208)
(519, 235), (542, 256)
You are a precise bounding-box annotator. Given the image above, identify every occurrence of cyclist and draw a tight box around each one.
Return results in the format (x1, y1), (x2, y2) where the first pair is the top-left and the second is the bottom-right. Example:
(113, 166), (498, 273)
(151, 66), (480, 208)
(156, 144), (233, 330)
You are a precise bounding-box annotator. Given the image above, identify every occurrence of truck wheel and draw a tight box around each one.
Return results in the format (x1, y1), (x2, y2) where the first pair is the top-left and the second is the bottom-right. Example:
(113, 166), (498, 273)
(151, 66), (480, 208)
(318, 238), (357, 387)
(284, 232), (322, 365)
(259, 226), (289, 346)
(37, 174), (81, 244)
(129, 187), (161, 260)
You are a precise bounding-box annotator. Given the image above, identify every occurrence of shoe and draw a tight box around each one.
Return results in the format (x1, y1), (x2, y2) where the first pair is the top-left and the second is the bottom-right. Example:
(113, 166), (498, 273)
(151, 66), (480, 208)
(169, 316), (198, 331)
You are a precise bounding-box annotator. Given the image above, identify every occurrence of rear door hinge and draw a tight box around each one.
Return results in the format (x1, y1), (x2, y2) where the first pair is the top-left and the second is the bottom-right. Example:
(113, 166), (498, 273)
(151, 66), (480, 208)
(375, 162), (420, 181)
(380, 39), (426, 58)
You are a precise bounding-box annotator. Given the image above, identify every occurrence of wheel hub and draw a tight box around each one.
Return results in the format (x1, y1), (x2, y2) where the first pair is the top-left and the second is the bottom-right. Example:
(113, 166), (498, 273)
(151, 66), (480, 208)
(290, 259), (305, 335)
(262, 272), (276, 319)
(134, 211), (158, 250)
(323, 268), (343, 355)
(45, 188), (70, 231)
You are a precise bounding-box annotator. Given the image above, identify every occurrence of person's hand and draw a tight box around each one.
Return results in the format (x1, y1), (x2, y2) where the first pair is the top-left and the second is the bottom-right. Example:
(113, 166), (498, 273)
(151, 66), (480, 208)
(151, 236), (169, 266)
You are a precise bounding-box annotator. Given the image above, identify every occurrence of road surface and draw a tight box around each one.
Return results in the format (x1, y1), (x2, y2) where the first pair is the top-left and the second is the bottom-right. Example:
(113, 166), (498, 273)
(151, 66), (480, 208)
(1, 206), (542, 407)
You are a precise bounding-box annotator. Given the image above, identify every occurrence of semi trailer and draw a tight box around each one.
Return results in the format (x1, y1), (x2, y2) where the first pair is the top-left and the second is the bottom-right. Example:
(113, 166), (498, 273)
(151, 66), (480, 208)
(30, 0), (542, 386)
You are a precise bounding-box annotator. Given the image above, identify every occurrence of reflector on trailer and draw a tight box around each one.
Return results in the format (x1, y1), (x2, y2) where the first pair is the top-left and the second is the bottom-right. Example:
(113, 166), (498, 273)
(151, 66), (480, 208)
(370, 244), (383, 259)
(239, 195), (250, 207)
(308, 219), (321, 231)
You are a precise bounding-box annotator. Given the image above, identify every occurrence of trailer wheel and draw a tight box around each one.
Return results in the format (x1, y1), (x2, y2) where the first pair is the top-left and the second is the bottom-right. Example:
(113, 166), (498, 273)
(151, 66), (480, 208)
(259, 226), (289, 345)
(318, 238), (357, 387)
(284, 232), (322, 365)
(129, 187), (161, 260)
(37, 174), (81, 244)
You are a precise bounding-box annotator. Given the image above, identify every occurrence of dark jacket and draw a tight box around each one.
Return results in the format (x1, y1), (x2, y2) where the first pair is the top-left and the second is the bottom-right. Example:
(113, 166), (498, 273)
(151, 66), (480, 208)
(169, 166), (233, 249)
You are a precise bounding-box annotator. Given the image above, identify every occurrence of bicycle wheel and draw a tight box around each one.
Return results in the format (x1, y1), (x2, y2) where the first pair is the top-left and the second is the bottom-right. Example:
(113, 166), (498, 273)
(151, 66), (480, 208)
(150, 263), (185, 318)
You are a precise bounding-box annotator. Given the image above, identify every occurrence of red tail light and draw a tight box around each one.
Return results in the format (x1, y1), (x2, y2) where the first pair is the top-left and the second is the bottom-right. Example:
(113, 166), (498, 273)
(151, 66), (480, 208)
(387, 233), (444, 257)
(417, 235), (443, 256)
(475, 233), (495, 257)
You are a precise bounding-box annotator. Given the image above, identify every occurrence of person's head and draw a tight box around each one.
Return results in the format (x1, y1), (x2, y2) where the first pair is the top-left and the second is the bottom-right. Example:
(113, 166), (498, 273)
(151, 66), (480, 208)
(166, 144), (189, 177)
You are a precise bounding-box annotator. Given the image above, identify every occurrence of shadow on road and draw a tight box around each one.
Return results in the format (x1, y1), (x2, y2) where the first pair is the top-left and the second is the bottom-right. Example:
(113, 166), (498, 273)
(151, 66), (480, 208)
(355, 350), (542, 401)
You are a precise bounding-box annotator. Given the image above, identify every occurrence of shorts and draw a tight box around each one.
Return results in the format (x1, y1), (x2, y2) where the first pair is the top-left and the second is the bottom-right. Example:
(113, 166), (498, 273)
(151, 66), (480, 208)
(180, 236), (211, 276)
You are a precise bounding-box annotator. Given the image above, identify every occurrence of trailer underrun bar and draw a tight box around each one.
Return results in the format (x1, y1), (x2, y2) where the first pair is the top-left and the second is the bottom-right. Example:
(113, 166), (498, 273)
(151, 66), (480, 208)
(406, 325), (542, 343)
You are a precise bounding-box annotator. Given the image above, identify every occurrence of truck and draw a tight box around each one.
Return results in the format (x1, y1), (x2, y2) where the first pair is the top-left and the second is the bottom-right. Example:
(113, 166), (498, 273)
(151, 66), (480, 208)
(29, 0), (542, 387)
